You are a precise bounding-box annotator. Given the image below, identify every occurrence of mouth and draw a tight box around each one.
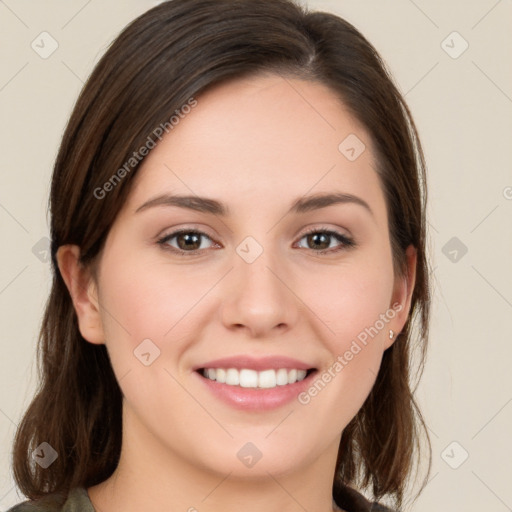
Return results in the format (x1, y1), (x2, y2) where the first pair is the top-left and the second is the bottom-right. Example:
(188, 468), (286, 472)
(196, 367), (317, 389)
(192, 355), (319, 410)
(194, 366), (318, 410)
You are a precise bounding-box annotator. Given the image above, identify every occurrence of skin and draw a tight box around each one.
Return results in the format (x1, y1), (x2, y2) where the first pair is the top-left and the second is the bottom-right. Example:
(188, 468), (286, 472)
(57, 73), (416, 512)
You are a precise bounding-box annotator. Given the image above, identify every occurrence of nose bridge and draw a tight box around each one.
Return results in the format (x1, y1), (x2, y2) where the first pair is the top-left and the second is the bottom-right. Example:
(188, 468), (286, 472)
(221, 235), (298, 336)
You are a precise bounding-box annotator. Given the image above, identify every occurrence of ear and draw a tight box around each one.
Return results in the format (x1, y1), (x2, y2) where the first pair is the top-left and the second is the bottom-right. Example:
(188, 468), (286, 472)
(384, 244), (417, 349)
(56, 245), (105, 345)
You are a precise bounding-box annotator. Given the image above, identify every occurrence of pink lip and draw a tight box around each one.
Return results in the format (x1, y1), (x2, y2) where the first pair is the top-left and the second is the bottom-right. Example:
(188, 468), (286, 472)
(193, 369), (317, 411)
(193, 355), (315, 372)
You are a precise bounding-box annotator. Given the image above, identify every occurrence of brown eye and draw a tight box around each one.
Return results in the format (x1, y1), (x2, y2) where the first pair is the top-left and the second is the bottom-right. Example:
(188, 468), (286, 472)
(157, 227), (355, 257)
(304, 232), (330, 250)
(158, 229), (215, 253)
(296, 228), (355, 254)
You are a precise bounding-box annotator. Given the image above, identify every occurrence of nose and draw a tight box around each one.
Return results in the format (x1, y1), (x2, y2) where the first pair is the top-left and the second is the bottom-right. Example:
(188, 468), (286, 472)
(220, 247), (300, 339)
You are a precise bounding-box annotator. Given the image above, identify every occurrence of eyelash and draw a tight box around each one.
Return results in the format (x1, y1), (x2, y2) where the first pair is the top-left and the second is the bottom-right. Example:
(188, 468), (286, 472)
(157, 226), (356, 256)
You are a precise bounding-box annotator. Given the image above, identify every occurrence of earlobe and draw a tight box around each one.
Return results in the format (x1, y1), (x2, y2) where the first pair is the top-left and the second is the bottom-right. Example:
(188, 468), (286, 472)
(385, 244), (417, 349)
(56, 245), (105, 345)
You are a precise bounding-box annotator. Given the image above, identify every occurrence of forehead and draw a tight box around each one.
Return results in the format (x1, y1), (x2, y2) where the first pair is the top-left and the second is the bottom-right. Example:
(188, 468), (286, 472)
(123, 73), (386, 222)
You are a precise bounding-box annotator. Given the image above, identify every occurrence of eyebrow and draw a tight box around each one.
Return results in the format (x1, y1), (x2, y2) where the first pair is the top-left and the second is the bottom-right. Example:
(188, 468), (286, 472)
(135, 191), (374, 218)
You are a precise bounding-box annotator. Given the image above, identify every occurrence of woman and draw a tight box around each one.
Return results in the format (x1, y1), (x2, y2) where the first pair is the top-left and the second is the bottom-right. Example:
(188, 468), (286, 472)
(8, 0), (431, 511)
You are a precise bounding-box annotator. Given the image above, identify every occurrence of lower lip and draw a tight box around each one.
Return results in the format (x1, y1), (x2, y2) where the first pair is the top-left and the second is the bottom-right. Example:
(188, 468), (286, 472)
(194, 370), (316, 411)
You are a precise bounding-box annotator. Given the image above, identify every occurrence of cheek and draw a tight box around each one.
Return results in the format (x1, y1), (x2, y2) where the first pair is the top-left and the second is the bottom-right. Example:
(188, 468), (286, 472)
(304, 257), (394, 347)
(95, 257), (207, 402)
(98, 255), (214, 343)
(296, 253), (395, 410)
(95, 253), (223, 393)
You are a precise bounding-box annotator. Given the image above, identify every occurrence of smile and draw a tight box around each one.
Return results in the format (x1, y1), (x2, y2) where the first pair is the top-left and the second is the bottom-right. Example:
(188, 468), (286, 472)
(199, 367), (313, 388)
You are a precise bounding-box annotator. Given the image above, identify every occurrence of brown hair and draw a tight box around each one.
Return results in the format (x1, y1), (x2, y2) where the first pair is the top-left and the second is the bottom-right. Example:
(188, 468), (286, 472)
(12, 0), (431, 509)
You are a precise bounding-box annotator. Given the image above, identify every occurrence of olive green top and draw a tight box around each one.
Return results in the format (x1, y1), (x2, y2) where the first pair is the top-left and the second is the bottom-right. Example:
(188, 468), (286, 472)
(7, 485), (394, 512)
(6, 487), (94, 512)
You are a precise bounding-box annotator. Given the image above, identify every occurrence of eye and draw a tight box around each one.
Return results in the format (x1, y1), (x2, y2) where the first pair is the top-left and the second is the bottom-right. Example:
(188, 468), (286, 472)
(295, 227), (355, 255)
(157, 229), (216, 254)
(157, 226), (355, 256)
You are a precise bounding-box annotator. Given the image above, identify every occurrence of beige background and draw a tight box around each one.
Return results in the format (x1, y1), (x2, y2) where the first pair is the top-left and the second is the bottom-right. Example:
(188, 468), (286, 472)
(1, 0), (511, 510)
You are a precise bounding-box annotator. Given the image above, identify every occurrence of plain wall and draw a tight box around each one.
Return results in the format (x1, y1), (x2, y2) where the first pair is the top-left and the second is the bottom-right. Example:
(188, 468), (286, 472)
(1, 1), (511, 510)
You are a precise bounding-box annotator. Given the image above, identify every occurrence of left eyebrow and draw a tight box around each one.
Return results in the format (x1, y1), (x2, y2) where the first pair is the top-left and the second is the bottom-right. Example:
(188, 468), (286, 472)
(134, 191), (374, 218)
(290, 192), (374, 218)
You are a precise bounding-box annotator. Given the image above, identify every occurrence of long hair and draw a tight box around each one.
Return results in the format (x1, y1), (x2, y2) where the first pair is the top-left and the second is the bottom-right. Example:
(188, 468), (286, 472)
(11, 1), (431, 509)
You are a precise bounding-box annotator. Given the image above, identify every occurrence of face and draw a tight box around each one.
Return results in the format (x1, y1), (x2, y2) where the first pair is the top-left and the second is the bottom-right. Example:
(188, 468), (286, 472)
(62, 73), (415, 480)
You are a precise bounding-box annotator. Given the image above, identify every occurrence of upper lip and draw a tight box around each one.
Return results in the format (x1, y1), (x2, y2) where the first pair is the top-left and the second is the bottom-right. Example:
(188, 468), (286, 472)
(194, 355), (316, 372)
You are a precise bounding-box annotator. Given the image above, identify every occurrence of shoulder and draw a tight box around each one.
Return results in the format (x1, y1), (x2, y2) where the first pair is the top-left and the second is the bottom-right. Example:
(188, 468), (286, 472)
(334, 484), (395, 512)
(5, 487), (95, 512)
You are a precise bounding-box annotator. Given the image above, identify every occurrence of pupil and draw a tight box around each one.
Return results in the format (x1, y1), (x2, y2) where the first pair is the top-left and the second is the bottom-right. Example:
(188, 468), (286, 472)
(310, 233), (328, 250)
(179, 233), (200, 250)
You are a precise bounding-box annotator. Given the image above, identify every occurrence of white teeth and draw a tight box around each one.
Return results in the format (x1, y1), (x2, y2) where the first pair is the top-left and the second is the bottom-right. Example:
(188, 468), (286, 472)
(240, 369), (258, 388)
(201, 368), (309, 388)
(276, 368), (289, 385)
(258, 369), (276, 388)
(215, 368), (226, 383)
(225, 368), (239, 386)
(297, 369), (307, 381)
